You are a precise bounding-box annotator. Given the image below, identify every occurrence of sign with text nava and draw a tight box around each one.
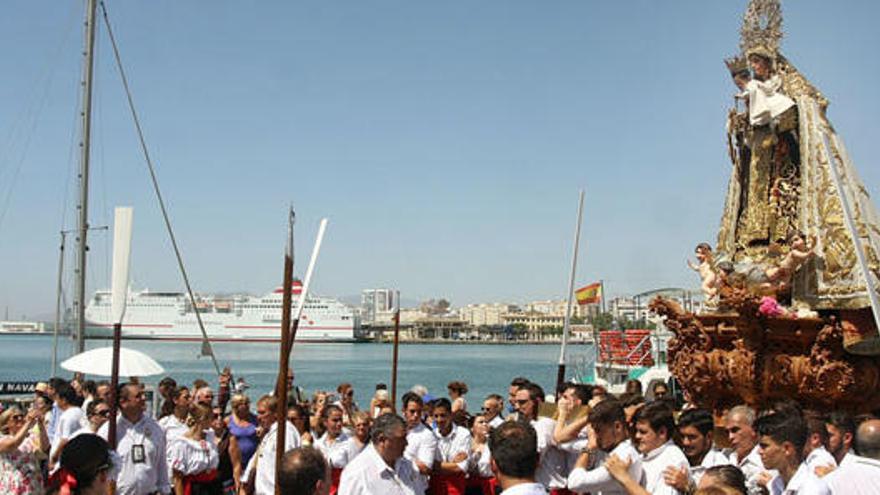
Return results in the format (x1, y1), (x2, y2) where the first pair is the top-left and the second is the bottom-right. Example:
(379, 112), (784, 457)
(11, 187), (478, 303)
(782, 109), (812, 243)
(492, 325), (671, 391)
(0, 382), (38, 394)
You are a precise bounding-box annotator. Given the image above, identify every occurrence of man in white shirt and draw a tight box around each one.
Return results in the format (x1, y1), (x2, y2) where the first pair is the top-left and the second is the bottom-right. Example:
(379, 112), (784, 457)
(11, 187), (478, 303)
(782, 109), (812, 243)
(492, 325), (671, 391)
(725, 405), (767, 495)
(490, 420), (547, 495)
(483, 394), (506, 429)
(822, 419), (880, 494)
(567, 398), (644, 494)
(430, 398), (471, 494)
(49, 380), (85, 472)
(633, 401), (689, 495)
(401, 391), (437, 487)
(338, 413), (425, 495)
(664, 409), (730, 492)
(514, 383), (568, 492)
(803, 413), (836, 474)
(98, 382), (171, 495)
(242, 394), (301, 495)
(756, 411), (829, 495)
(825, 411), (856, 468)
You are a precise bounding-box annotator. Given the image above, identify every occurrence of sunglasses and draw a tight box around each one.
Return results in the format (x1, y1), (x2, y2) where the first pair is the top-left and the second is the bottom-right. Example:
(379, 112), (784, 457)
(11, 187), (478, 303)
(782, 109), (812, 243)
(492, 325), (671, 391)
(514, 399), (531, 406)
(11, 414), (25, 421)
(94, 410), (111, 418)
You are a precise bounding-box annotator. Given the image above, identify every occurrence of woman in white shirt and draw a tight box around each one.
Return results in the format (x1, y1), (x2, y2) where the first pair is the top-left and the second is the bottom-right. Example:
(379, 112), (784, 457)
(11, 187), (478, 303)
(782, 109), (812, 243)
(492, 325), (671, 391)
(466, 414), (495, 495)
(314, 404), (359, 495)
(168, 403), (221, 495)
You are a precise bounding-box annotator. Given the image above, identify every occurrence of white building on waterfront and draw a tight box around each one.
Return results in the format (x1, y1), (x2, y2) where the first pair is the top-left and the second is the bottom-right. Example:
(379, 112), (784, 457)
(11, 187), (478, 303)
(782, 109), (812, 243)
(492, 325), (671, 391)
(361, 288), (396, 324)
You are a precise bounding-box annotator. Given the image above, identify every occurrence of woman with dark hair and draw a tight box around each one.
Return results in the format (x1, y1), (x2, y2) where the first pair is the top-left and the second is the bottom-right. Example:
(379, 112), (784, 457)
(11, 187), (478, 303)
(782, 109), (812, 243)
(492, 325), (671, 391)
(314, 404), (359, 495)
(168, 404), (221, 495)
(465, 414), (495, 495)
(1, 405), (49, 494)
(46, 434), (113, 495)
(448, 381), (469, 415)
(288, 403), (314, 447)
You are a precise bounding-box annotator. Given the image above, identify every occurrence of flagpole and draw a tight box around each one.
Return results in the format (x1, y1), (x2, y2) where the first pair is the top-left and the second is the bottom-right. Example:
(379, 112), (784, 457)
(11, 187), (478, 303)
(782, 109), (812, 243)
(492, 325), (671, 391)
(557, 190), (585, 394)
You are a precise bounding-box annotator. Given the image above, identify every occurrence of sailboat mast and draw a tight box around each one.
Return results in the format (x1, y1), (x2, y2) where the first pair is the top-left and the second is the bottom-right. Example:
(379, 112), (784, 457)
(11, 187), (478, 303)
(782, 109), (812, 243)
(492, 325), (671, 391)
(74, 0), (98, 354)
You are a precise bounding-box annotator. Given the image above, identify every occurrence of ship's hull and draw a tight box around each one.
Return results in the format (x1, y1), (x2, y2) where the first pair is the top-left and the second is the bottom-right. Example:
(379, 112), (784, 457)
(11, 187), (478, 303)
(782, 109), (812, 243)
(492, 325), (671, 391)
(84, 287), (360, 343)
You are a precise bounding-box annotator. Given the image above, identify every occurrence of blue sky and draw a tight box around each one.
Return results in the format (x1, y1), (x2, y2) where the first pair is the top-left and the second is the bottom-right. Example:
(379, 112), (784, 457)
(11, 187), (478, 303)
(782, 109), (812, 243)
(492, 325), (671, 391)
(1, 1), (878, 318)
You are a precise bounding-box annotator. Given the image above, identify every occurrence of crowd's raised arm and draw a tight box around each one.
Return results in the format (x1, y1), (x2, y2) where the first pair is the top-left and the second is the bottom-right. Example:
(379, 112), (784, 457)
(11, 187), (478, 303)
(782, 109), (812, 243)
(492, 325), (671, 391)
(3, 371), (880, 495)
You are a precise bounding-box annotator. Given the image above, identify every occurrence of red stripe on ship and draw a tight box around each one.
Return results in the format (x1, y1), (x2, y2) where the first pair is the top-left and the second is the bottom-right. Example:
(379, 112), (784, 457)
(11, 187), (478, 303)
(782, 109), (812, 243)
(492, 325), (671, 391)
(85, 336), (356, 343)
(91, 323), (174, 328)
(223, 325), (350, 331)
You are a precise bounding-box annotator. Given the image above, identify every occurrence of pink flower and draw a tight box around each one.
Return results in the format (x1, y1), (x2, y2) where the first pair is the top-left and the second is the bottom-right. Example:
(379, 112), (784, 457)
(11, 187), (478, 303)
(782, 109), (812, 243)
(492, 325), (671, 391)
(759, 296), (784, 317)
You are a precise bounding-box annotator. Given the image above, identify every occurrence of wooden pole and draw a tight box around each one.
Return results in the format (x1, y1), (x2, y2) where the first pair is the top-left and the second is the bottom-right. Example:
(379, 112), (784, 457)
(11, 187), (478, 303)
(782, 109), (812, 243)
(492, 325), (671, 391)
(108, 322), (121, 448)
(390, 290), (401, 411)
(275, 217), (328, 494)
(274, 209), (295, 495)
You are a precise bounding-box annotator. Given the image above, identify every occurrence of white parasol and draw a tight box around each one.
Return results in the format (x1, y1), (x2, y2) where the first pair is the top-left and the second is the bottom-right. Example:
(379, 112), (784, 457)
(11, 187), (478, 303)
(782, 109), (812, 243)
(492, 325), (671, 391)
(60, 346), (164, 377)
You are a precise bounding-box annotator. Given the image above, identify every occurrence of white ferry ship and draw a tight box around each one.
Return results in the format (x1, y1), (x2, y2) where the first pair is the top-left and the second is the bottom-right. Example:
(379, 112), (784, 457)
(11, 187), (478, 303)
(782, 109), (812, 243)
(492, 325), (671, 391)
(84, 281), (360, 343)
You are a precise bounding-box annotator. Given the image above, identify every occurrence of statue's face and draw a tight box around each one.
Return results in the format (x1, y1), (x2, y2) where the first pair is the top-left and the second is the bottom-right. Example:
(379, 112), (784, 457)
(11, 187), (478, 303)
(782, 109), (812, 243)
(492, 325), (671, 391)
(733, 74), (749, 91)
(749, 55), (771, 80)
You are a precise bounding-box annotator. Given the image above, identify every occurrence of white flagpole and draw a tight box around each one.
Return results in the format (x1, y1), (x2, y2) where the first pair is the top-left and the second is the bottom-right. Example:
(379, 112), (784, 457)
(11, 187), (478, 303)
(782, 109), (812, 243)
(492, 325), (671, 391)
(558, 190), (585, 392)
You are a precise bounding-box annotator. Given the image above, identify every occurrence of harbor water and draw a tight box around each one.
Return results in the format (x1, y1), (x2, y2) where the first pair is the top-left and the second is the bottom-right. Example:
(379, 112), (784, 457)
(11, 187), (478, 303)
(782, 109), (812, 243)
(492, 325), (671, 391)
(0, 335), (596, 408)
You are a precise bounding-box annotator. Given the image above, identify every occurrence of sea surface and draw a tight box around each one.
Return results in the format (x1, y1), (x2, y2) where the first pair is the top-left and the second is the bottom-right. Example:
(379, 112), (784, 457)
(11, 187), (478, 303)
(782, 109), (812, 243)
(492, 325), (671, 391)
(0, 335), (596, 407)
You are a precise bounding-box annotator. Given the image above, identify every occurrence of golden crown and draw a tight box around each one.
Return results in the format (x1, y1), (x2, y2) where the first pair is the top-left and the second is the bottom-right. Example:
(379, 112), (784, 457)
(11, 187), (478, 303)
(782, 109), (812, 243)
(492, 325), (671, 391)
(725, 55), (749, 76)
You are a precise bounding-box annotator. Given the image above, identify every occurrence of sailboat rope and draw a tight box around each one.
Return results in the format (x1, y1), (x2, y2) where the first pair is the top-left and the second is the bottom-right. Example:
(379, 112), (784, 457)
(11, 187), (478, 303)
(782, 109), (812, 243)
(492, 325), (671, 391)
(99, 1), (221, 375)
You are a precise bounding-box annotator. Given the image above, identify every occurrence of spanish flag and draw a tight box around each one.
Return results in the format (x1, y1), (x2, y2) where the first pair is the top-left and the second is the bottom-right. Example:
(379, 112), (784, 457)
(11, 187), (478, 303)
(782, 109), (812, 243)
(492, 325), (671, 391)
(575, 282), (601, 305)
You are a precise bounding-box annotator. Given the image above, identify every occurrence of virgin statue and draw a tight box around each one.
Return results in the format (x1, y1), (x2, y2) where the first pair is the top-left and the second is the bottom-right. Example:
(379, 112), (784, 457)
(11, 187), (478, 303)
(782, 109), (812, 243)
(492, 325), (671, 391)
(716, 0), (880, 325)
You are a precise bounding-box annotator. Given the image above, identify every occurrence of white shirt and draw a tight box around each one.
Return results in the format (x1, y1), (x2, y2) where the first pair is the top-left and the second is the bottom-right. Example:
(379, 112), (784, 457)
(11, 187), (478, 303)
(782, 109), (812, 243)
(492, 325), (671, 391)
(50, 406), (85, 463)
(242, 421), (300, 495)
(158, 414), (189, 481)
(839, 449), (858, 468)
(690, 448), (731, 485)
(729, 444), (769, 495)
(168, 433), (219, 475)
(767, 461), (830, 495)
(314, 431), (359, 469)
(642, 440), (689, 495)
(337, 443), (426, 495)
(804, 446), (836, 473)
(469, 443), (493, 478)
(568, 439), (644, 494)
(531, 416), (567, 489)
(488, 415), (505, 429)
(404, 422), (437, 485)
(158, 414), (188, 444)
(434, 424), (472, 472)
(822, 455), (880, 494)
(500, 482), (548, 495)
(98, 413), (170, 495)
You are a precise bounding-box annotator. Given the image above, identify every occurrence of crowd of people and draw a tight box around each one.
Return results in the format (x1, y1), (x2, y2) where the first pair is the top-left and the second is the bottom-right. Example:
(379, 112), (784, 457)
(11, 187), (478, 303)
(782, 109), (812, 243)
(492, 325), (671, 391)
(1, 371), (879, 494)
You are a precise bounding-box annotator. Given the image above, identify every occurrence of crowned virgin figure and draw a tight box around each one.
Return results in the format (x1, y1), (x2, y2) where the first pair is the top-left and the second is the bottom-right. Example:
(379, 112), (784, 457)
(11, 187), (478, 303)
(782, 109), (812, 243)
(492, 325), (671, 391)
(716, 0), (880, 351)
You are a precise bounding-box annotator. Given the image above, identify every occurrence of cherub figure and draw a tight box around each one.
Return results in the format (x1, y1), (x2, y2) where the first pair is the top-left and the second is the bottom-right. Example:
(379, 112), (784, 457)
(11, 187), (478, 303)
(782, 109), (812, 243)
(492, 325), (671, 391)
(764, 231), (816, 291)
(687, 243), (718, 300)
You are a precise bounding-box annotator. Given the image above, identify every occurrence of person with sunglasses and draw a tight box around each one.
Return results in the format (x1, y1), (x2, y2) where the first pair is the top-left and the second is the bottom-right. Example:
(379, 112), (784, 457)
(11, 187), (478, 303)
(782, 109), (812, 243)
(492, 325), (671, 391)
(73, 399), (111, 437)
(0, 405), (49, 494)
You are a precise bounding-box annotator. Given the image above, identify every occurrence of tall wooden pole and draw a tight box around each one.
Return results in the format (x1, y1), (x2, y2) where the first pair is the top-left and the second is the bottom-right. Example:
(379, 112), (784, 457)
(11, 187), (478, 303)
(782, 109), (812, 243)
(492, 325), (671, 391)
(557, 190), (585, 394)
(275, 217), (328, 495)
(274, 209), (295, 495)
(390, 290), (401, 411)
